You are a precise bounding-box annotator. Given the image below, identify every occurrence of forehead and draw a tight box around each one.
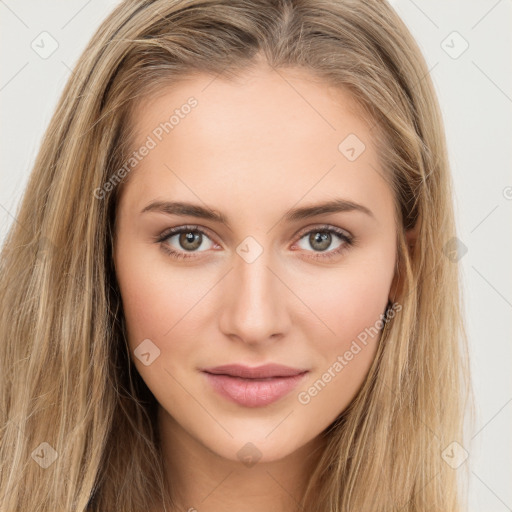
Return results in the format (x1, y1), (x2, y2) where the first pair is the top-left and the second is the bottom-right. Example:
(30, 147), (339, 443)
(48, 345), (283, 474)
(120, 65), (393, 223)
(131, 65), (372, 154)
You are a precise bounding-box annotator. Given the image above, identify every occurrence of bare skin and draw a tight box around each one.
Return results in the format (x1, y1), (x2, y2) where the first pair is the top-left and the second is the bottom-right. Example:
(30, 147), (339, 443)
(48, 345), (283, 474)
(113, 61), (413, 512)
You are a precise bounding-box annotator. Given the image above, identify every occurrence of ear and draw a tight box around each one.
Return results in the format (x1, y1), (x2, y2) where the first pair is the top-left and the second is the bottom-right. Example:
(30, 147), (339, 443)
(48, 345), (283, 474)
(389, 224), (419, 302)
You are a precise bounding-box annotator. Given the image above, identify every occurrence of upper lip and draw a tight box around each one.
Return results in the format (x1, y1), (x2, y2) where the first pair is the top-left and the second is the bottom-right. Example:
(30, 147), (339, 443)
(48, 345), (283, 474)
(201, 363), (309, 379)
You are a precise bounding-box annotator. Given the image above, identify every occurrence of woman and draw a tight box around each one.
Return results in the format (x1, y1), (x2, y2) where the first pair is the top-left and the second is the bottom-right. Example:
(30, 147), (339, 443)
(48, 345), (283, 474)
(0, 0), (474, 510)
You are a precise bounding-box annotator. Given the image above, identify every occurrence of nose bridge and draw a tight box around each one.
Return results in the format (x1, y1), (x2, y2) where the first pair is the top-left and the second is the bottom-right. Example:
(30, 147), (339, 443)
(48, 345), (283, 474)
(219, 240), (289, 343)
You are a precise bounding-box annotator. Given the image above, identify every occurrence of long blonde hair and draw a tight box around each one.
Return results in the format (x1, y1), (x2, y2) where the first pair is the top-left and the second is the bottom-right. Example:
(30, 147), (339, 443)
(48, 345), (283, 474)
(0, 0), (474, 510)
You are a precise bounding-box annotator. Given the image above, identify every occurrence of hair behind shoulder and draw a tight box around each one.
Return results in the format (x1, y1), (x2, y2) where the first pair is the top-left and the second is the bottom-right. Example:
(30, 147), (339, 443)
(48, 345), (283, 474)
(0, 1), (474, 510)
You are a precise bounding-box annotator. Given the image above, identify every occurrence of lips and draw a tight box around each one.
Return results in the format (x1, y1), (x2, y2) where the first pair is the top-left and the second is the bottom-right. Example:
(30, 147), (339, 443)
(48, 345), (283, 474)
(201, 363), (309, 407)
(202, 363), (308, 379)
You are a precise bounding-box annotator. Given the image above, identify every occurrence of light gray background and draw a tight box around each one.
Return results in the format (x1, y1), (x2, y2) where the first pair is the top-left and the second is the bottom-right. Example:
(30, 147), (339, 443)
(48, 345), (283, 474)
(1, 1), (511, 510)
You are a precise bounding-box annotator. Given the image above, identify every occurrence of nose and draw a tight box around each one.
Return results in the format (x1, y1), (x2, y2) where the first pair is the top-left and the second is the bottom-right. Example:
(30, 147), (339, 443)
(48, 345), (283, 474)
(218, 246), (291, 346)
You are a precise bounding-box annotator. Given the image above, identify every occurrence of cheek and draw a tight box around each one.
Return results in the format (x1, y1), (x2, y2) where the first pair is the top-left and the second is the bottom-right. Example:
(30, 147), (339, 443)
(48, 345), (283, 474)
(324, 274), (389, 345)
(117, 272), (170, 345)
(302, 259), (393, 347)
(115, 243), (221, 388)
(115, 234), (203, 337)
(115, 251), (204, 411)
(115, 241), (183, 354)
(295, 247), (395, 400)
(294, 271), (390, 416)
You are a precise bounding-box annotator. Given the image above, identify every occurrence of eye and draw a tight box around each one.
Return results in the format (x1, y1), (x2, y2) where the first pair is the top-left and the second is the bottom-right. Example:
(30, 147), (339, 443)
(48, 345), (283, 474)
(292, 225), (354, 260)
(155, 224), (355, 261)
(156, 225), (217, 260)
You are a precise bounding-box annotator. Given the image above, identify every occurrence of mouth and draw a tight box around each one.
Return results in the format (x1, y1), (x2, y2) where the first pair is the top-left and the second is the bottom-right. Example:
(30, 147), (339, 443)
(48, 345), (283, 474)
(201, 363), (309, 407)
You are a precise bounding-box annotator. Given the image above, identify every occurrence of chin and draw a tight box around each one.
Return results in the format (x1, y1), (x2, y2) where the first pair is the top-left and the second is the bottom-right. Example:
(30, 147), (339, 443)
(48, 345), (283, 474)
(196, 421), (314, 464)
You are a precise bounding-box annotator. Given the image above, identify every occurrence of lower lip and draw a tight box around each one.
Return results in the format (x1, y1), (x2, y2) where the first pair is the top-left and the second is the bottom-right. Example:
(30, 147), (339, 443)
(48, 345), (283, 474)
(203, 371), (308, 408)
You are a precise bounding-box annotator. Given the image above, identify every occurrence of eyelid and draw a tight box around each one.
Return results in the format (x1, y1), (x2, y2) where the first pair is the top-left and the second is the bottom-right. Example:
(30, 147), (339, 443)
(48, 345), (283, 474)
(156, 224), (219, 245)
(293, 223), (353, 241)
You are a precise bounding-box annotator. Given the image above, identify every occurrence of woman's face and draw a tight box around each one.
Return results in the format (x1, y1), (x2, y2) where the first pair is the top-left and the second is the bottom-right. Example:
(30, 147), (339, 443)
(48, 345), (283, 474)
(113, 64), (399, 463)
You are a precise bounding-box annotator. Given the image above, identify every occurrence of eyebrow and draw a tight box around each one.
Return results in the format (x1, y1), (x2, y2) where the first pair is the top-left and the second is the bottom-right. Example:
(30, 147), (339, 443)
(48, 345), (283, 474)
(140, 198), (374, 226)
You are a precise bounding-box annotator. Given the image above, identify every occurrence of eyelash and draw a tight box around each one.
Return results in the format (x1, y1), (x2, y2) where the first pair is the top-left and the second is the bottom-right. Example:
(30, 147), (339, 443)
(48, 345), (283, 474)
(154, 224), (355, 261)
